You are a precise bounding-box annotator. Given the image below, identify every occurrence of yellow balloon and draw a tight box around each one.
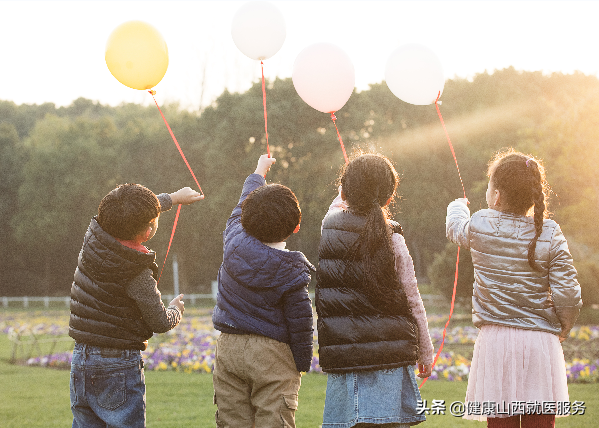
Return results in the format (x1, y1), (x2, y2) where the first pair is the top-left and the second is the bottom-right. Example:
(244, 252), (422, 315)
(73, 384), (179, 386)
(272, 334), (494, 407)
(105, 21), (169, 90)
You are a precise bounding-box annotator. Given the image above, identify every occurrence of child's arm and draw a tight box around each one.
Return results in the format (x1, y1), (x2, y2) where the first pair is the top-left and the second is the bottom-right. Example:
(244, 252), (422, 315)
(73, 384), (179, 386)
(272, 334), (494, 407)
(156, 188), (203, 213)
(225, 155), (276, 231)
(282, 286), (314, 373)
(391, 232), (434, 378)
(548, 225), (582, 341)
(126, 270), (183, 333)
(169, 187), (204, 205)
(446, 198), (471, 249)
(321, 186), (349, 232)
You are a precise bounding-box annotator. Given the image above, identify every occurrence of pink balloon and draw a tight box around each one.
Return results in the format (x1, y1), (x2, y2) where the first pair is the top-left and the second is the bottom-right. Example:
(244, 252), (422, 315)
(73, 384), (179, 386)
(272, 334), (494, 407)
(231, 1), (286, 61)
(385, 43), (444, 105)
(292, 43), (355, 114)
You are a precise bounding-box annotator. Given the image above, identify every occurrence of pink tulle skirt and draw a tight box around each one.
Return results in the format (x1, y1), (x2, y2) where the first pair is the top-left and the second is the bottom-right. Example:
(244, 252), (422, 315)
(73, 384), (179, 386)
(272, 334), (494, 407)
(463, 324), (570, 421)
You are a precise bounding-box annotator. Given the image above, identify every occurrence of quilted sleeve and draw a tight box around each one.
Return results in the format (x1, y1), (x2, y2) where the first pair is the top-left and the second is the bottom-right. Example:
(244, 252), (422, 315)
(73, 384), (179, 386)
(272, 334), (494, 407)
(446, 200), (471, 249)
(282, 285), (314, 372)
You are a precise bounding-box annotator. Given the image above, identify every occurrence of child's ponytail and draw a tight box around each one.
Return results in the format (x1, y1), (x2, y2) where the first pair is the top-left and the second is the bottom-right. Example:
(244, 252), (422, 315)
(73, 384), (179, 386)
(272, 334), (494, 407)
(340, 152), (409, 313)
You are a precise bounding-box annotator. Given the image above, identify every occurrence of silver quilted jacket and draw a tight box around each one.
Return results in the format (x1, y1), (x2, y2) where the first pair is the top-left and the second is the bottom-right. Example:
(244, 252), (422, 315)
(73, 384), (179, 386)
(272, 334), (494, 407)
(446, 200), (581, 337)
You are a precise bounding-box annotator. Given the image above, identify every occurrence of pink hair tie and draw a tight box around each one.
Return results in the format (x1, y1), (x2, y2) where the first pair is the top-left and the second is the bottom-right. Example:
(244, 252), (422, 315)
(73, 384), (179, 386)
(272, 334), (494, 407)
(526, 158), (533, 167)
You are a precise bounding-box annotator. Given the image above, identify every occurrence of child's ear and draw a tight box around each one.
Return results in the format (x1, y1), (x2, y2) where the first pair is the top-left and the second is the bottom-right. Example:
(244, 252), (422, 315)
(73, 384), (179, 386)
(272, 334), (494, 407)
(293, 223), (301, 234)
(143, 226), (153, 241)
(493, 189), (501, 207)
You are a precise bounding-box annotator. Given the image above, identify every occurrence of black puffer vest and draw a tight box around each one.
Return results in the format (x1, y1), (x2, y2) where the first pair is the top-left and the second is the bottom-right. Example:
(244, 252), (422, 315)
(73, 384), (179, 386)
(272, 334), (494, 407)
(69, 218), (159, 350)
(316, 209), (418, 373)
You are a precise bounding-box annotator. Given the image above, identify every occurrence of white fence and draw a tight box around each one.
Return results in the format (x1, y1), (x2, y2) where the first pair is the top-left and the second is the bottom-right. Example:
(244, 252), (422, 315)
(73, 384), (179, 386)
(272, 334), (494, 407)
(2, 292), (445, 308)
(1, 281), (221, 308)
(1, 294), (217, 308)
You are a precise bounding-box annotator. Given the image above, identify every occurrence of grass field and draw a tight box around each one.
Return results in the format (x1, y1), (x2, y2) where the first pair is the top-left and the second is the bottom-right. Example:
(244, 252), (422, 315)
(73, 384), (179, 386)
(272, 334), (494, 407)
(2, 308), (599, 427)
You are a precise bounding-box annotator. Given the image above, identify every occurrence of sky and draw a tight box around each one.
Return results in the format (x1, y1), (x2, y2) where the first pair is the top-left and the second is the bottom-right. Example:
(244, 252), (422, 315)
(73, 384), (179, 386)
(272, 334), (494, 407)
(1, 0), (598, 111)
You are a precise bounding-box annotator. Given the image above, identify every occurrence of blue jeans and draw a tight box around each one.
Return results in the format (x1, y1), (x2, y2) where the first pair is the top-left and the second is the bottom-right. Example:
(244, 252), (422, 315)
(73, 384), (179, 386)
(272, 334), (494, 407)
(70, 343), (146, 428)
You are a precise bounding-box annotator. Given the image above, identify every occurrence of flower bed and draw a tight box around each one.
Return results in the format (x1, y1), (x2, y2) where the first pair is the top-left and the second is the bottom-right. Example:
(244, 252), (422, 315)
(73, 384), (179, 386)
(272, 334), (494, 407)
(2, 310), (599, 382)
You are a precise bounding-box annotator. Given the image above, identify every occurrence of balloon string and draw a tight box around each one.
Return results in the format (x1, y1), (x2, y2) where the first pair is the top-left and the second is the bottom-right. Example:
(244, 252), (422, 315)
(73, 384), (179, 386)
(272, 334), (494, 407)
(148, 90), (203, 284)
(261, 61), (271, 158)
(435, 91), (465, 199)
(419, 246), (460, 389)
(158, 204), (181, 284)
(148, 91), (204, 195)
(420, 92), (463, 389)
(330, 113), (349, 165)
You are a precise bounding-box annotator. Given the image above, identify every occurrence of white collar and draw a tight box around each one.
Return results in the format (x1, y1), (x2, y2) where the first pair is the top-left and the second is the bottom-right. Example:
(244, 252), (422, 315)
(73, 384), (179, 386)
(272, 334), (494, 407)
(265, 241), (287, 251)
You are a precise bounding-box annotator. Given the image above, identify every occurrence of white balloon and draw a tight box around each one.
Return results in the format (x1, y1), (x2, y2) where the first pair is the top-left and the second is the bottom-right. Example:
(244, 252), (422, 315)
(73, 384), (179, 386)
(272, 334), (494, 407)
(292, 43), (355, 114)
(385, 43), (445, 105)
(231, 1), (286, 60)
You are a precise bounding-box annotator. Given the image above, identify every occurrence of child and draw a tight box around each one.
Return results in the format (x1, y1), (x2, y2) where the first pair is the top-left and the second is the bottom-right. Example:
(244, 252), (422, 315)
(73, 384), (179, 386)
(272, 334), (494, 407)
(316, 152), (434, 428)
(446, 148), (582, 427)
(212, 154), (315, 428)
(69, 183), (203, 428)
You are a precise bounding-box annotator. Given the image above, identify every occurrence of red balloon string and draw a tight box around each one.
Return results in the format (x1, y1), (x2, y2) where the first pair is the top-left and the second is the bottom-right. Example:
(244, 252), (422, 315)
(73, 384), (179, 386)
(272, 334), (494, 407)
(419, 246), (460, 388)
(158, 204), (181, 284)
(148, 91), (204, 195)
(435, 91), (465, 199)
(330, 113), (349, 165)
(260, 61), (271, 158)
(419, 92), (464, 389)
(148, 90), (203, 284)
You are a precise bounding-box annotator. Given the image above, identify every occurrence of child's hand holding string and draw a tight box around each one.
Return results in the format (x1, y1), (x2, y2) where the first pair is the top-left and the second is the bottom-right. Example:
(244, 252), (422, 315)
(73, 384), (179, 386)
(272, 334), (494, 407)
(170, 187), (204, 205)
(255, 154), (276, 176)
(417, 363), (433, 378)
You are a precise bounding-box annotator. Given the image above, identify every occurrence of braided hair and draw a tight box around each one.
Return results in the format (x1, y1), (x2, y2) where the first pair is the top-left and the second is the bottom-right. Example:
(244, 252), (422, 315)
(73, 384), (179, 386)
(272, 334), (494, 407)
(339, 151), (408, 312)
(487, 148), (549, 270)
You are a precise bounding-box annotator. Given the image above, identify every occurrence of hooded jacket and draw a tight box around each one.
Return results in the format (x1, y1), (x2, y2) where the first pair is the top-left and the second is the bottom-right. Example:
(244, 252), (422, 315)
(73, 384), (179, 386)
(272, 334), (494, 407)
(316, 209), (419, 373)
(446, 201), (582, 336)
(212, 174), (315, 372)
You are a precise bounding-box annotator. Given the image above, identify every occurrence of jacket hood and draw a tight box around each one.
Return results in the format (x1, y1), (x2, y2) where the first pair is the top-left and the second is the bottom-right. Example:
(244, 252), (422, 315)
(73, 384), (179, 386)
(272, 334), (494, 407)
(223, 222), (315, 292)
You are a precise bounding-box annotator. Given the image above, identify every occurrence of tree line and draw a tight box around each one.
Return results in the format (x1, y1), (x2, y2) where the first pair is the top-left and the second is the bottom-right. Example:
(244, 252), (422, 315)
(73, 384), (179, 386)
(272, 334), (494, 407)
(1, 67), (598, 306)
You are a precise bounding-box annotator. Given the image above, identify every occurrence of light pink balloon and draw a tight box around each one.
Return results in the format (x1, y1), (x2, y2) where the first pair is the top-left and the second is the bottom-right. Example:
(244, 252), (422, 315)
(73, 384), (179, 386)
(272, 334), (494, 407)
(292, 43), (355, 114)
(231, 1), (286, 61)
(385, 43), (444, 105)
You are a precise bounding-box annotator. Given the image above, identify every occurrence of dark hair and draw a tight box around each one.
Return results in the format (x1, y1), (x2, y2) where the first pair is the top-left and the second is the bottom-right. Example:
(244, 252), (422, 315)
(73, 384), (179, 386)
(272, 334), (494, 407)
(487, 148), (549, 270)
(97, 183), (160, 240)
(340, 151), (407, 311)
(241, 184), (301, 243)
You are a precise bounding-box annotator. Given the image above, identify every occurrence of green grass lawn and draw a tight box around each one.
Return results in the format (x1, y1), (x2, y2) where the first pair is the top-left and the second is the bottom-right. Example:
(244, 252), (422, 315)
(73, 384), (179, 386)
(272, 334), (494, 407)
(1, 333), (597, 427)
(2, 306), (599, 427)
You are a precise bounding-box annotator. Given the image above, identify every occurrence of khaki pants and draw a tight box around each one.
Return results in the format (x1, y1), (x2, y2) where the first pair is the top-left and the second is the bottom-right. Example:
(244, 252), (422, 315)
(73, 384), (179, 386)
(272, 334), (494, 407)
(213, 333), (302, 428)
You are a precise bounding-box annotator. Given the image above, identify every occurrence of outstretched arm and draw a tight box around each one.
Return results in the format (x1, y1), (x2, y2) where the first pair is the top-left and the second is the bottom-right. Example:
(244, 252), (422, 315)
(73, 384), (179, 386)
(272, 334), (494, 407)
(169, 187), (204, 205)
(225, 155), (276, 231)
(446, 198), (471, 249)
(321, 186), (349, 232)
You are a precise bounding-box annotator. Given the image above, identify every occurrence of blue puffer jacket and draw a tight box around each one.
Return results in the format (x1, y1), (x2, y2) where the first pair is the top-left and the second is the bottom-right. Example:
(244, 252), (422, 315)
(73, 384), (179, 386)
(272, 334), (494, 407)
(212, 174), (315, 372)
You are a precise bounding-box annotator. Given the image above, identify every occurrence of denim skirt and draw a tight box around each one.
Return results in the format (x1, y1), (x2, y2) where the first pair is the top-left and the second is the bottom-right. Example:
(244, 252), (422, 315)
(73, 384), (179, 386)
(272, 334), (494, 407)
(322, 365), (425, 428)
